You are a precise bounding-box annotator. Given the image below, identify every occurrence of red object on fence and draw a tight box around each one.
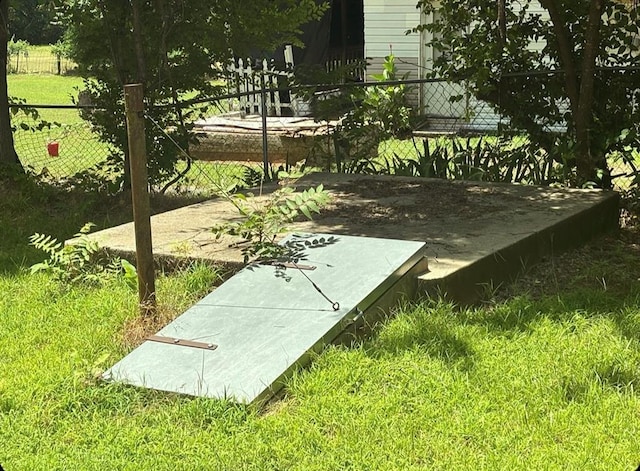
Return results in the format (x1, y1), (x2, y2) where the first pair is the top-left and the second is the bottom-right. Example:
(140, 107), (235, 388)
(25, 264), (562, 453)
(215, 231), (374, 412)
(47, 141), (59, 157)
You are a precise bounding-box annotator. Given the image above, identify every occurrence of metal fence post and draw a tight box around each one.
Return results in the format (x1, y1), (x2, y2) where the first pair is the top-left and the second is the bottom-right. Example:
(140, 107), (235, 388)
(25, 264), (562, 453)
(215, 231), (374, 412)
(260, 71), (270, 180)
(124, 83), (157, 318)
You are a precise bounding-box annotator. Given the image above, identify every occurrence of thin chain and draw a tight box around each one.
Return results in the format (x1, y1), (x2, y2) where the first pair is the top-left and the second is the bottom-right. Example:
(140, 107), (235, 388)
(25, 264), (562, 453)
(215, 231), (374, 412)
(292, 262), (340, 311)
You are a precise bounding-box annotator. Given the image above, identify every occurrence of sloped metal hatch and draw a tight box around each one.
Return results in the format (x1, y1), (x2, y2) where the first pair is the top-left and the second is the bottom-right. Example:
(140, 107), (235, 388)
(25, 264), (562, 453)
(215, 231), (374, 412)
(103, 233), (427, 404)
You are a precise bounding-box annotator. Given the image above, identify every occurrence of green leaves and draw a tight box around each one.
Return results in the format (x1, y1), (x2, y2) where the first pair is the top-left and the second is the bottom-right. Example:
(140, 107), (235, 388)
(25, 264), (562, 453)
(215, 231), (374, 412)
(212, 184), (331, 263)
(120, 259), (138, 290)
(276, 184), (330, 221)
(29, 223), (136, 288)
(56, 0), (328, 193)
(311, 54), (415, 172)
(413, 0), (640, 188)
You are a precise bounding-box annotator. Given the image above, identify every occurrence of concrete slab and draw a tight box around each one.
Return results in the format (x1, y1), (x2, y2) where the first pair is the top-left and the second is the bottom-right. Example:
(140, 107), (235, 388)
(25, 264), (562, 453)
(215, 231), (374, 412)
(104, 233), (427, 404)
(85, 173), (619, 304)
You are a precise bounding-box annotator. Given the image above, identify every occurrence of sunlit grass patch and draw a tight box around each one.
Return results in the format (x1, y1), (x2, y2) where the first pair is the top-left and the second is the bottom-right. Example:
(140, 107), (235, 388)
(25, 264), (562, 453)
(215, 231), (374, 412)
(2, 245), (640, 468)
(281, 300), (640, 469)
(2, 126), (640, 469)
(8, 44), (76, 75)
(8, 74), (111, 176)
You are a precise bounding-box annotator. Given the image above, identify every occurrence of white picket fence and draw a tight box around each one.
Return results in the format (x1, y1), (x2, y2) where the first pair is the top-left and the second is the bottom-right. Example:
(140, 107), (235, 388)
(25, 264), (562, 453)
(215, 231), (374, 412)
(226, 46), (307, 117)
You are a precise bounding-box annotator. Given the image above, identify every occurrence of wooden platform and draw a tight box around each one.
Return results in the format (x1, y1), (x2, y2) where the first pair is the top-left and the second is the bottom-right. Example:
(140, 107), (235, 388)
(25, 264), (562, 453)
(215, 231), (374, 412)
(191, 115), (336, 164)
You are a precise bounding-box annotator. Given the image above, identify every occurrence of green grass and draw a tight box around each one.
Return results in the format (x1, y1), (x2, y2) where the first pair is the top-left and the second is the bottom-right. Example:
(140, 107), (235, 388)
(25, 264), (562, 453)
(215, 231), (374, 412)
(8, 44), (76, 75)
(5, 73), (256, 185)
(8, 74), (84, 106)
(7, 74), (111, 176)
(8, 74), (84, 123)
(1, 175), (640, 470)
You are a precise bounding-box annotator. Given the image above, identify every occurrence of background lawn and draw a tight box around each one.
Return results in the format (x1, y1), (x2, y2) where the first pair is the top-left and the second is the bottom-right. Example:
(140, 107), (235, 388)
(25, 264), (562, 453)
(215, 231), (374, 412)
(2, 52), (640, 470)
(8, 44), (76, 75)
(8, 73), (111, 177)
(0, 175), (639, 470)
(7, 71), (258, 190)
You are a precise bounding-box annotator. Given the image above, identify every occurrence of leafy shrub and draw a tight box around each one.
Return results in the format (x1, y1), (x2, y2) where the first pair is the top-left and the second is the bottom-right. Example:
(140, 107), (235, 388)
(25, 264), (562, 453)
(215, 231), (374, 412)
(297, 55), (416, 171)
(50, 40), (72, 61)
(358, 135), (565, 185)
(6, 39), (29, 73)
(213, 184), (331, 262)
(29, 223), (137, 287)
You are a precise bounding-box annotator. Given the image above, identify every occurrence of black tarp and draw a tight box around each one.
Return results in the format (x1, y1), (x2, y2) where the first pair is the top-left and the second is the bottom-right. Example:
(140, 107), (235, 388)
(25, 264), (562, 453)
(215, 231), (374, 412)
(293, 0), (333, 66)
(271, 0), (364, 67)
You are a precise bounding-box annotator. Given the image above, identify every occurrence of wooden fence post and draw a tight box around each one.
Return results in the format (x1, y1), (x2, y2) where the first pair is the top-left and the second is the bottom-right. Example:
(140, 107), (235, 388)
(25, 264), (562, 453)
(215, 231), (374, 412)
(124, 83), (156, 318)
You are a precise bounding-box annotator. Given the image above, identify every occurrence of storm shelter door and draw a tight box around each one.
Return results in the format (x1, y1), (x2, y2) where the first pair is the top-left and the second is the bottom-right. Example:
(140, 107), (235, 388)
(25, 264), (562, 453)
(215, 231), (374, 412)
(104, 233), (426, 404)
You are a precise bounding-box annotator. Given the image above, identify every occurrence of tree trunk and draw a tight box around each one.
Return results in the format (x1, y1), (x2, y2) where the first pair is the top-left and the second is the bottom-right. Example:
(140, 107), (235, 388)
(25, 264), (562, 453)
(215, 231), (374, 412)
(497, 0), (506, 48)
(542, 0), (604, 185)
(574, 0), (604, 185)
(0, 0), (21, 169)
(130, 0), (146, 84)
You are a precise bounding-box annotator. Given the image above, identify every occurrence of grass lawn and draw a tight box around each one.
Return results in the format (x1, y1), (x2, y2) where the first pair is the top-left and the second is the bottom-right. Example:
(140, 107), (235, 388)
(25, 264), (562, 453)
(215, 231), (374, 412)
(6, 74), (255, 188)
(8, 74), (111, 176)
(0, 175), (639, 470)
(8, 44), (76, 75)
(8, 74), (84, 110)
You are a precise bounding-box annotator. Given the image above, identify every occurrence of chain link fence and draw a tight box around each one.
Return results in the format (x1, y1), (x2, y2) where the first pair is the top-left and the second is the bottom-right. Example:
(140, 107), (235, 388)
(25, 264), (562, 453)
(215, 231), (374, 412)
(12, 105), (106, 178)
(7, 50), (75, 75)
(11, 75), (640, 200)
(11, 104), (257, 196)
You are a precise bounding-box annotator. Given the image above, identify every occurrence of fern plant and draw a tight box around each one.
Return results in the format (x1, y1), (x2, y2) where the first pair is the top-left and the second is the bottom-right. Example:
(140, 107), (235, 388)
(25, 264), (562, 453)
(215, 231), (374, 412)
(29, 223), (137, 287)
(213, 184), (332, 263)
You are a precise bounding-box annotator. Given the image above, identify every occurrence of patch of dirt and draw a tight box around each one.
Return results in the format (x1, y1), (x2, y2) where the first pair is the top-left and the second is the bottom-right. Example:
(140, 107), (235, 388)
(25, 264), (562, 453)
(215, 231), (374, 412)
(315, 176), (521, 225)
(120, 305), (181, 350)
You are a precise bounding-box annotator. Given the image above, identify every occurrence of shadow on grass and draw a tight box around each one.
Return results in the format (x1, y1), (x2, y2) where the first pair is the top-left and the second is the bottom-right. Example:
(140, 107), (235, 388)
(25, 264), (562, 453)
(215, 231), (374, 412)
(458, 292), (627, 330)
(450, 228), (640, 344)
(0, 173), (207, 276)
(362, 228), (640, 377)
(562, 362), (640, 402)
(459, 286), (640, 343)
(367, 305), (476, 371)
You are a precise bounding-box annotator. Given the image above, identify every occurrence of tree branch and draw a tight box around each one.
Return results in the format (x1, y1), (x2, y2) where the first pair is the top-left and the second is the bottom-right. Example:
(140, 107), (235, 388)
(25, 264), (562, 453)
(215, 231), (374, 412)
(539, 0), (580, 115)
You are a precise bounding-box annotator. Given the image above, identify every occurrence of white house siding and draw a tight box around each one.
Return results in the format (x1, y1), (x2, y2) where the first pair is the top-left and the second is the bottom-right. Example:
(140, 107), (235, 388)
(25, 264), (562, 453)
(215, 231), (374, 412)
(461, 1), (565, 133)
(364, 0), (555, 132)
(363, 0), (423, 106)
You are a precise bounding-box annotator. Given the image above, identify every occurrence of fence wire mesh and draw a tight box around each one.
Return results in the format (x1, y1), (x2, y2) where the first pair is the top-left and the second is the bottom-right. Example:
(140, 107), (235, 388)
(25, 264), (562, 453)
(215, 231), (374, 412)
(7, 51), (75, 75)
(14, 115), (109, 178)
(10, 75), (640, 200)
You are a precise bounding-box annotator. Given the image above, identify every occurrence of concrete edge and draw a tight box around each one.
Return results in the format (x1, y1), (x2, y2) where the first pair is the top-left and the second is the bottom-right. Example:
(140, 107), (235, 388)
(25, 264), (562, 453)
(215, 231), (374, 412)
(101, 247), (244, 278)
(418, 191), (620, 305)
